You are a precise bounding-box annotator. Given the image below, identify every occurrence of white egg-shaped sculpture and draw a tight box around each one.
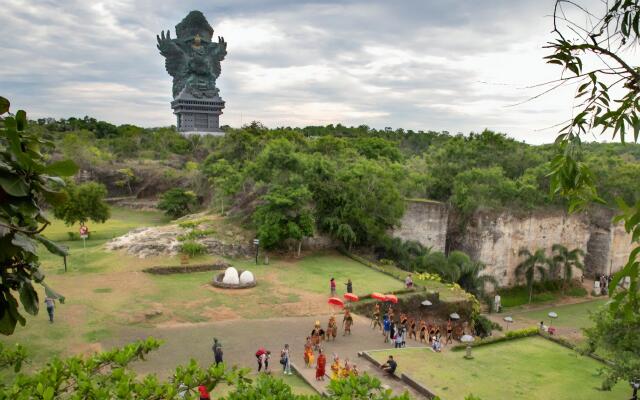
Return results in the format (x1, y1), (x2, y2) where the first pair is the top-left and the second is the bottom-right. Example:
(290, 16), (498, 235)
(222, 267), (239, 285)
(239, 270), (255, 285)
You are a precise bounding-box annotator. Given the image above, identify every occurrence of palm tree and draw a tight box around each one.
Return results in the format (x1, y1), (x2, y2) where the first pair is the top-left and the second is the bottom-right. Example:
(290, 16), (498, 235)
(515, 248), (549, 304)
(457, 260), (499, 306)
(551, 244), (585, 294)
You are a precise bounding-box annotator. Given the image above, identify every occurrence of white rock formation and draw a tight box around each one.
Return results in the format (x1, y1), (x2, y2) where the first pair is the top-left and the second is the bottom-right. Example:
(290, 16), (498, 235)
(222, 267), (239, 285)
(239, 270), (255, 285)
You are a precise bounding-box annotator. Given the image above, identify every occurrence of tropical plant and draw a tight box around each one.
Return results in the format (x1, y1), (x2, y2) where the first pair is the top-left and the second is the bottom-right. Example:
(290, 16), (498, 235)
(0, 98), (75, 335)
(52, 181), (110, 227)
(550, 244), (585, 294)
(515, 249), (549, 304)
(457, 260), (499, 305)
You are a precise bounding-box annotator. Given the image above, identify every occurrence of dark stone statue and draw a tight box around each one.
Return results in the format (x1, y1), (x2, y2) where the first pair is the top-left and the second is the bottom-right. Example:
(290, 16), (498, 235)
(157, 11), (227, 99)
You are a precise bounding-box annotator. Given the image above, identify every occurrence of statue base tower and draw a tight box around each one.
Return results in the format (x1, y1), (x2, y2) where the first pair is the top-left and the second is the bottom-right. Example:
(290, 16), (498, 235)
(171, 89), (225, 136)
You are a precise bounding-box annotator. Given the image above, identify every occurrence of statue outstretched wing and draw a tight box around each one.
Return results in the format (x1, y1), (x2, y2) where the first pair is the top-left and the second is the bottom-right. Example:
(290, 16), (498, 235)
(156, 30), (187, 78)
(207, 36), (228, 78)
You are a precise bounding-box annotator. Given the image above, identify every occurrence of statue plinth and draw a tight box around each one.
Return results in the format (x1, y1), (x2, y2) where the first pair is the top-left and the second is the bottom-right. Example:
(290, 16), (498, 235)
(171, 89), (225, 135)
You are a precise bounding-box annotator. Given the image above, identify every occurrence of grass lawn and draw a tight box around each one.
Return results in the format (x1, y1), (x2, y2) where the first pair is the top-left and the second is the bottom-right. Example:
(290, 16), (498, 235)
(369, 336), (627, 400)
(514, 299), (608, 330)
(269, 252), (406, 297)
(3, 208), (417, 380)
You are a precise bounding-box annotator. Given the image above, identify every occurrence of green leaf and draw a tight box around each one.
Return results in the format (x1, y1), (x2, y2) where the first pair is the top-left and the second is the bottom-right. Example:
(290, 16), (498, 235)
(15, 110), (27, 131)
(43, 160), (79, 177)
(42, 283), (65, 304)
(18, 282), (39, 316)
(11, 232), (37, 254)
(0, 175), (29, 197)
(0, 96), (9, 115)
(34, 234), (68, 257)
(43, 386), (54, 400)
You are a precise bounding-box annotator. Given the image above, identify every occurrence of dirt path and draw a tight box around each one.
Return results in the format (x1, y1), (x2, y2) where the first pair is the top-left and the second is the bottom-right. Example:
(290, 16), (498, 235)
(103, 314), (427, 398)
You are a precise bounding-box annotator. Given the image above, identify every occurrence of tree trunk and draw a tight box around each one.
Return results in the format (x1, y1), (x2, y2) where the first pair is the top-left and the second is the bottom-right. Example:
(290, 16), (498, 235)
(297, 240), (302, 258)
(529, 283), (533, 304)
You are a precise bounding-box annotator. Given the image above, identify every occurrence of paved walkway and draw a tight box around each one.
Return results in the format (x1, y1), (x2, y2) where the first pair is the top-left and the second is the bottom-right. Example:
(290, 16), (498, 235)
(105, 314), (426, 398)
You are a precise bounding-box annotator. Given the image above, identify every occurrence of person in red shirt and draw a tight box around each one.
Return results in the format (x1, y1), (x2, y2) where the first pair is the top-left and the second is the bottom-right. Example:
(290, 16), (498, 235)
(330, 277), (336, 296)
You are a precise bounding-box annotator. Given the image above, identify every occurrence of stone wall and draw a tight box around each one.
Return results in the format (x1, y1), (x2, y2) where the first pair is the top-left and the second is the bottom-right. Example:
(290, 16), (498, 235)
(395, 199), (635, 288)
(392, 199), (448, 252)
(453, 210), (592, 287)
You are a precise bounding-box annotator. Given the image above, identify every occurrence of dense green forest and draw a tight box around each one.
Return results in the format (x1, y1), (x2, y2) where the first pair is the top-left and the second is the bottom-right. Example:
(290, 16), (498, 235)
(31, 117), (640, 251)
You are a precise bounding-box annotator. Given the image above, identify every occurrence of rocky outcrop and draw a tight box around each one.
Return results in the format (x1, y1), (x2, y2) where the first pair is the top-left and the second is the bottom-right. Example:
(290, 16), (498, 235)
(394, 200), (635, 287)
(392, 199), (448, 252)
(105, 225), (252, 258)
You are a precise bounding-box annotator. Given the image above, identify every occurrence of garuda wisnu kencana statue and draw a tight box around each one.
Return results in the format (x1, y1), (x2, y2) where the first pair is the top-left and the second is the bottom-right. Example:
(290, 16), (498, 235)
(157, 11), (227, 98)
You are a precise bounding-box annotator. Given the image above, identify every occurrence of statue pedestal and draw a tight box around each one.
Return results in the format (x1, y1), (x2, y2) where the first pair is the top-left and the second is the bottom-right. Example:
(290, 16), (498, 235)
(171, 89), (225, 135)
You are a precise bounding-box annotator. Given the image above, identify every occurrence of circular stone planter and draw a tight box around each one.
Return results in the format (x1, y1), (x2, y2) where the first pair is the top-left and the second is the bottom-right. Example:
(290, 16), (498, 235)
(212, 270), (257, 289)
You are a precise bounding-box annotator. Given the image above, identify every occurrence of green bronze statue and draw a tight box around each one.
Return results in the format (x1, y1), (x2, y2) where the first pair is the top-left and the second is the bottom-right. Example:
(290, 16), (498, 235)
(157, 11), (227, 99)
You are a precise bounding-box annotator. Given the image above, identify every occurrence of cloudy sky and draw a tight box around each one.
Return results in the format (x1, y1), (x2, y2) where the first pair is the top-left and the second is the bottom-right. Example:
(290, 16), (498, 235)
(0, 0), (609, 143)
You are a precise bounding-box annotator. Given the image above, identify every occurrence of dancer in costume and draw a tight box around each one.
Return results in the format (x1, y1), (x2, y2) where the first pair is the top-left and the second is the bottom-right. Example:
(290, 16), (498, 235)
(316, 349), (326, 381)
(341, 358), (352, 378)
(304, 337), (314, 368)
(311, 320), (323, 351)
(330, 355), (341, 380)
(419, 320), (427, 343)
(408, 318), (417, 341)
(371, 303), (382, 330)
(326, 315), (338, 341)
(343, 309), (353, 336)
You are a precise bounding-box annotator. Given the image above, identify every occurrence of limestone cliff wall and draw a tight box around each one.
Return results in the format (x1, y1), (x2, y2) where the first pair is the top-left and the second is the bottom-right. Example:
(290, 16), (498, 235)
(395, 200), (635, 288)
(453, 210), (592, 287)
(392, 200), (448, 252)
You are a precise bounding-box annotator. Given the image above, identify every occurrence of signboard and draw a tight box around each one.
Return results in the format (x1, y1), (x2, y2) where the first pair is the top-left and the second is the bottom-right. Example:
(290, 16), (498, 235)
(79, 225), (89, 240)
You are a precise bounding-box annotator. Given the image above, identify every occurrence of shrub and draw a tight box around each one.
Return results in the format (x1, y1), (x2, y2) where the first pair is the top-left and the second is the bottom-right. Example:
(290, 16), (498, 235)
(178, 218), (208, 229)
(180, 241), (207, 257)
(474, 315), (496, 338)
(157, 188), (197, 218)
(452, 326), (539, 351)
(177, 228), (216, 241)
(505, 326), (539, 338)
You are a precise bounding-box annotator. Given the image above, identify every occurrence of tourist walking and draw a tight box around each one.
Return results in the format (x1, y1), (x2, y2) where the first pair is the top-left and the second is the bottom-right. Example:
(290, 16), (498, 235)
(212, 338), (223, 366)
(44, 296), (55, 323)
(316, 349), (326, 381)
(383, 316), (391, 343)
(446, 319), (453, 345)
(330, 278), (336, 296)
(256, 348), (270, 373)
(281, 344), (292, 375)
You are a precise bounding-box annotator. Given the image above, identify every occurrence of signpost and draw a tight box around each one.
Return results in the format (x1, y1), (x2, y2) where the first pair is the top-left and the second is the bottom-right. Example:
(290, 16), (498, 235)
(253, 238), (260, 265)
(80, 225), (89, 267)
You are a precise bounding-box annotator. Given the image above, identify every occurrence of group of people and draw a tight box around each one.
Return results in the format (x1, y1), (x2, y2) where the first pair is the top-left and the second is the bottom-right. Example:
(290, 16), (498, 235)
(598, 273), (613, 294)
(309, 310), (355, 350)
(329, 277), (353, 296)
(372, 303), (457, 351)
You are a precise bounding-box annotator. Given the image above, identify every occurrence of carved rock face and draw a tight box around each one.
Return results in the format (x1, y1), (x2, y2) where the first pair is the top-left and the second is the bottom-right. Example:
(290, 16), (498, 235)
(222, 267), (239, 285)
(239, 271), (255, 284)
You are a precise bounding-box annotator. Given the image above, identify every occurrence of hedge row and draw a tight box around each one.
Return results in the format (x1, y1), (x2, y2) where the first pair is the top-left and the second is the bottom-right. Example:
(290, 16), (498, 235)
(451, 327), (539, 351)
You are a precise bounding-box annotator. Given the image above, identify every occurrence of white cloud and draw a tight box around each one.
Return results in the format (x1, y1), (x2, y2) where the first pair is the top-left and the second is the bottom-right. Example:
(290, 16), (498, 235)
(0, 0), (608, 143)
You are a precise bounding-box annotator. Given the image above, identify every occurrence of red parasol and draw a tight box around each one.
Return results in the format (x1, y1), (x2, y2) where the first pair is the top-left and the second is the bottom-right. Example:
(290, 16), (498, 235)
(328, 297), (345, 308)
(344, 293), (359, 302)
(384, 294), (398, 304)
(371, 292), (386, 301)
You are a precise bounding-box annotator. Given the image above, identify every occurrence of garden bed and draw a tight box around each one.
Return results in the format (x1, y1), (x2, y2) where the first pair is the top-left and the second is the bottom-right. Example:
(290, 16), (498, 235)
(143, 261), (231, 275)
